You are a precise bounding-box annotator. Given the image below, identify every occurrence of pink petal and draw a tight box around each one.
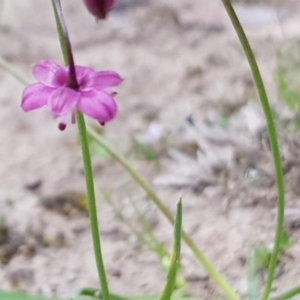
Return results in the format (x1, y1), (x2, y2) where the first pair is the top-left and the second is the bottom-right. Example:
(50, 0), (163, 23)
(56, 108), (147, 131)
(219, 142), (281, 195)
(48, 87), (80, 117)
(74, 65), (94, 87)
(78, 68), (123, 91)
(21, 83), (53, 112)
(77, 90), (117, 122)
(33, 60), (67, 87)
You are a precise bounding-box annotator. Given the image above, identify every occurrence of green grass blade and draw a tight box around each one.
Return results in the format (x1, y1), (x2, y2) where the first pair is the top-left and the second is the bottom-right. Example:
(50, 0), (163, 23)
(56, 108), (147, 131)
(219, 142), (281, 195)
(73, 288), (129, 300)
(101, 187), (186, 292)
(272, 286), (300, 300)
(0, 290), (64, 300)
(160, 201), (182, 300)
(248, 248), (259, 300)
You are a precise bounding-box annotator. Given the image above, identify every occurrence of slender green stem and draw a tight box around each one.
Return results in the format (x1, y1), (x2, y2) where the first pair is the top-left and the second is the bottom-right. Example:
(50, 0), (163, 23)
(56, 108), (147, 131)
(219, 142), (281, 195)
(51, 0), (78, 88)
(76, 111), (110, 300)
(87, 127), (240, 300)
(222, 2), (285, 300)
(51, 0), (69, 65)
(51, 1), (110, 299)
(272, 286), (300, 300)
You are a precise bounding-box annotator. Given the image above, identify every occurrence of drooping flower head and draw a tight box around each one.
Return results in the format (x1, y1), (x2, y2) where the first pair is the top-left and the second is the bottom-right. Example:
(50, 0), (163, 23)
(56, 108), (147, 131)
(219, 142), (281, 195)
(83, 0), (115, 19)
(21, 60), (122, 129)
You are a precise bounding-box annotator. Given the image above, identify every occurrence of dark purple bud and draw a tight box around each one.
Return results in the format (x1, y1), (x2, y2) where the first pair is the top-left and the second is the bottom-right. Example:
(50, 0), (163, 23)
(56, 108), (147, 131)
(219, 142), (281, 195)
(83, 0), (115, 19)
(58, 123), (67, 131)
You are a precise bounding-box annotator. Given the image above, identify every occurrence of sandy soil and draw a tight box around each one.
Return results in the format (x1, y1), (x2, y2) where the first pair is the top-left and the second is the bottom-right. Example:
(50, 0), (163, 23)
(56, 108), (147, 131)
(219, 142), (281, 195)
(1, 0), (300, 299)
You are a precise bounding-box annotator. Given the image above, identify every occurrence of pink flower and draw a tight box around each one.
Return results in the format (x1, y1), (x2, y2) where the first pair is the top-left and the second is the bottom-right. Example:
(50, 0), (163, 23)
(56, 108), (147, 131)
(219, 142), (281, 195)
(83, 0), (115, 19)
(21, 60), (122, 129)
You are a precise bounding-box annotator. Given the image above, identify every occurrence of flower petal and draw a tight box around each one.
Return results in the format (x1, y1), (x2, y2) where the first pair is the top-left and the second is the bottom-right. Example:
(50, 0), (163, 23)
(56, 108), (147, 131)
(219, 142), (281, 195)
(21, 83), (53, 112)
(74, 65), (94, 87)
(77, 90), (117, 122)
(77, 68), (123, 91)
(48, 87), (79, 117)
(33, 60), (67, 87)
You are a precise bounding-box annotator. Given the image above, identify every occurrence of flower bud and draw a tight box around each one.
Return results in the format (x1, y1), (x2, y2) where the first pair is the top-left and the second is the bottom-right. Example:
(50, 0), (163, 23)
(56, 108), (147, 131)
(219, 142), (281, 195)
(83, 0), (115, 19)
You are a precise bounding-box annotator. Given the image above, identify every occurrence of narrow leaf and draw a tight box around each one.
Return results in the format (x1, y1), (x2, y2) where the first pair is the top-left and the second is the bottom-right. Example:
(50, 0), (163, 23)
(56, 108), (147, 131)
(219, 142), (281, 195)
(248, 248), (259, 300)
(159, 201), (182, 300)
(0, 290), (64, 300)
(272, 285), (300, 300)
(73, 288), (129, 300)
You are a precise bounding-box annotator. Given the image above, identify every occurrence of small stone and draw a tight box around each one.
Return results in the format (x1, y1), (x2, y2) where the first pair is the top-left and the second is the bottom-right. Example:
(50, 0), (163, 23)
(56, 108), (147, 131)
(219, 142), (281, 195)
(24, 179), (42, 191)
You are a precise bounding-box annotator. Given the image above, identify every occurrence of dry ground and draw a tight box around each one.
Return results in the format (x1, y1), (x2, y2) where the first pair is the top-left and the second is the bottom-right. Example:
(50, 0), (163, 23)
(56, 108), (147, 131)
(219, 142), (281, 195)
(1, 0), (300, 299)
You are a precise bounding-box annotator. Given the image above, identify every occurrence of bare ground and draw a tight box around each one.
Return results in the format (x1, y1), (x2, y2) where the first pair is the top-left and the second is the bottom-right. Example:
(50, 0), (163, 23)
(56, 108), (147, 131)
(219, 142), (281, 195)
(1, 1), (300, 299)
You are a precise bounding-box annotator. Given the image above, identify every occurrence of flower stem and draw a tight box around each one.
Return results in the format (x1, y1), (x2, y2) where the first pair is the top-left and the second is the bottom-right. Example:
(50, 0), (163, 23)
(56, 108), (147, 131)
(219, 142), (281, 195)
(51, 1), (110, 299)
(222, 1), (285, 300)
(87, 127), (240, 300)
(51, 0), (78, 88)
(76, 111), (110, 300)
